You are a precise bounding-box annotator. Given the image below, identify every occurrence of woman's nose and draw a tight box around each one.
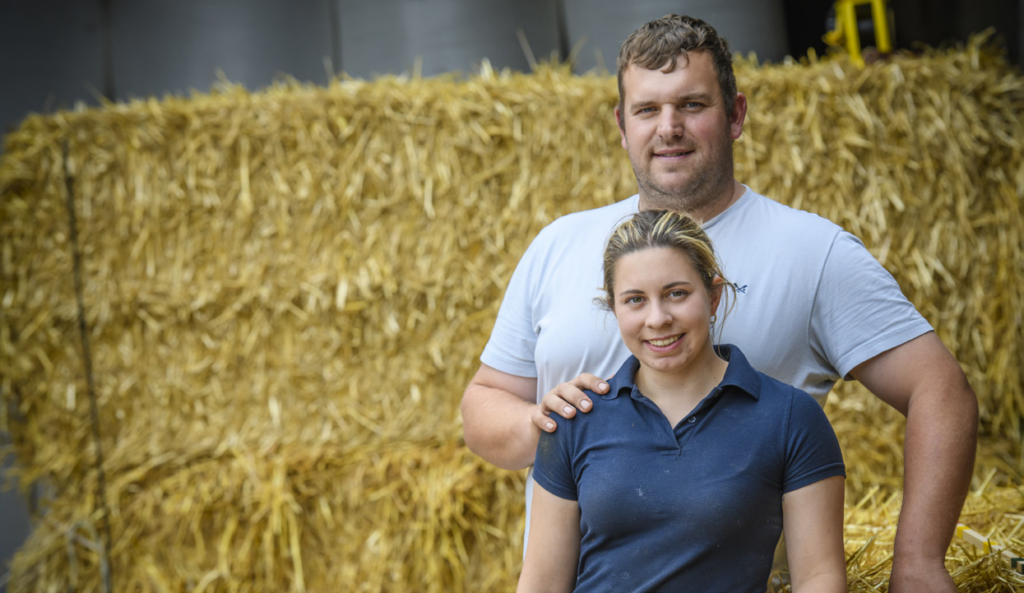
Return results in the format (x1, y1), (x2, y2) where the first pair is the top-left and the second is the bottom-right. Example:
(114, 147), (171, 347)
(645, 302), (672, 327)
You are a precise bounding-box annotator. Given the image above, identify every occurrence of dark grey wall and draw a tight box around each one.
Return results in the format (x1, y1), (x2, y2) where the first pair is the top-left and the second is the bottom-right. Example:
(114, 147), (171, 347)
(0, 446), (33, 593)
(563, 0), (790, 72)
(337, 0), (562, 78)
(0, 0), (802, 138)
(0, 2), (106, 136)
(110, 0), (335, 99)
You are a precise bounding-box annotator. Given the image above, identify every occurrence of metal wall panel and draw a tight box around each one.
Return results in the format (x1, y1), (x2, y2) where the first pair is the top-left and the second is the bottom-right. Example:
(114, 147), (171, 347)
(563, 0), (790, 73)
(0, 450), (34, 593)
(0, 1), (106, 136)
(110, 0), (334, 99)
(337, 0), (562, 78)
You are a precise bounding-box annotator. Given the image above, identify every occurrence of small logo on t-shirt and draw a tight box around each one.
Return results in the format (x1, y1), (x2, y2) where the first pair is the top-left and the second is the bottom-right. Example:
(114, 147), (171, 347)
(734, 283), (748, 294)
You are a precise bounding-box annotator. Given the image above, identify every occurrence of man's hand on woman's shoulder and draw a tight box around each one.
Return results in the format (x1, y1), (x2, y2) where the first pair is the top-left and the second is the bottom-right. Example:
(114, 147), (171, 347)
(533, 374), (608, 432)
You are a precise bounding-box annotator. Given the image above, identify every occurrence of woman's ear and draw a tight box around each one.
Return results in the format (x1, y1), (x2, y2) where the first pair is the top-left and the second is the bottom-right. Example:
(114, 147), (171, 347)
(710, 276), (725, 314)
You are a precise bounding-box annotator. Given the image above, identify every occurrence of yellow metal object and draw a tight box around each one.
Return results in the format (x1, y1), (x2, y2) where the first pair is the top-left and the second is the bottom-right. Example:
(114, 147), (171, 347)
(824, 0), (893, 67)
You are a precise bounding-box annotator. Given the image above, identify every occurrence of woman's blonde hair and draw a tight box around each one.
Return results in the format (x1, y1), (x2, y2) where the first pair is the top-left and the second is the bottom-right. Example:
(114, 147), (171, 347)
(600, 210), (734, 337)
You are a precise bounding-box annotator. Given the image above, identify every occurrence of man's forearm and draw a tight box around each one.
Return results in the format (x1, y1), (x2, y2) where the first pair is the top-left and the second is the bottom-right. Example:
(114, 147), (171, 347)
(891, 377), (978, 583)
(461, 383), (540, 471)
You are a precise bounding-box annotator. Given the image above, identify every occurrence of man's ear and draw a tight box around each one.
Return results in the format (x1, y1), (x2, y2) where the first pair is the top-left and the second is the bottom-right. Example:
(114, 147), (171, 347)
(614, 107), (628, 150)
(730, 93), (747, 141)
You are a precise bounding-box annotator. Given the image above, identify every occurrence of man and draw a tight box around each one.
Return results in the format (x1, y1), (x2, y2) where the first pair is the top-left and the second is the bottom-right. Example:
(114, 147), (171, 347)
(461, 14), (977, 592)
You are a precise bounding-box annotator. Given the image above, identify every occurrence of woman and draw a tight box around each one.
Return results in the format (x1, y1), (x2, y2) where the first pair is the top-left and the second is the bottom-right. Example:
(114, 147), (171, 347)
(517, 210), (847, 593)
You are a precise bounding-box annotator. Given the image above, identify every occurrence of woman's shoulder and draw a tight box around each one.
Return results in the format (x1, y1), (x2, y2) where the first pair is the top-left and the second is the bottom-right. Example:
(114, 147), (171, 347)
(753, 371), (829, 427)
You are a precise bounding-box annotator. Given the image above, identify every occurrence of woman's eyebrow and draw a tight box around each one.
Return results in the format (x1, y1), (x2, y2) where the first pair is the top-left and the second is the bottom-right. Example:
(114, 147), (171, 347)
(663, 281), (694, 290)
(617, 288), (644, 297)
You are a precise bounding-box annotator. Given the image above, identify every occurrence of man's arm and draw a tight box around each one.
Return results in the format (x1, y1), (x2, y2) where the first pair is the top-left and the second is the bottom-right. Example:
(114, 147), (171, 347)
(849, 331), (978, 593)
(461, 364), (607, 471)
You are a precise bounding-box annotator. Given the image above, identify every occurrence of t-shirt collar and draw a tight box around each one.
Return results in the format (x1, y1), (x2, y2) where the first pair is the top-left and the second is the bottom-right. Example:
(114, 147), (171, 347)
(701, 184), (753, 230)
(602, 344), (761, 401)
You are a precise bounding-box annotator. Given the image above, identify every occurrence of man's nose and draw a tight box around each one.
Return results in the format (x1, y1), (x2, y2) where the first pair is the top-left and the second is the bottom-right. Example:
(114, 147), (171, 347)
(657, 107), (684, 137)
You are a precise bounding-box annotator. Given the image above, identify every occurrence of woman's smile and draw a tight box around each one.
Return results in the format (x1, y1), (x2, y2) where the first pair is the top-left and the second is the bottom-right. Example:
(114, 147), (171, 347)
(646, 334), (683, 351)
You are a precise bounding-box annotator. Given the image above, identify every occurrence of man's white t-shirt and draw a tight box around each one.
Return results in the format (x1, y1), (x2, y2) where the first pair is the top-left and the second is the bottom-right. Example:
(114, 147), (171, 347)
(480, 186), (933, 543)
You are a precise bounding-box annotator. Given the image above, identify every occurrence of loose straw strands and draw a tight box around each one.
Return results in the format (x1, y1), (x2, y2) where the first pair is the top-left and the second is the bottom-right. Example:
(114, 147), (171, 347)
(0, 35), (1021, 591)
(7, 439), (525, 593)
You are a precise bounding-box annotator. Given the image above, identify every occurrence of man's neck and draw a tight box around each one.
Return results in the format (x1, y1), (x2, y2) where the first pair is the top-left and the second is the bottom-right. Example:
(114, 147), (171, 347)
(638, 180), (745, 223)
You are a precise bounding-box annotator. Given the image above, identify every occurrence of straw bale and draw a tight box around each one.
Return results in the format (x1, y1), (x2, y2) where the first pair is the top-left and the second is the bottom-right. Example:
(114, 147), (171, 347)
(1, 35), (1022, 591)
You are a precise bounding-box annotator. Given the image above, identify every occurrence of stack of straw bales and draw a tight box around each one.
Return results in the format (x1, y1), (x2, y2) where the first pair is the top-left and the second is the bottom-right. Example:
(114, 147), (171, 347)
(1, 37), (1022, 591)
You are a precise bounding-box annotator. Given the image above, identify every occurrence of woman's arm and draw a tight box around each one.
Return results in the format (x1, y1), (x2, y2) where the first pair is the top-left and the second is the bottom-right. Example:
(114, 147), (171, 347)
(782, 475), (847, 593)
(516, 483), (581, 593)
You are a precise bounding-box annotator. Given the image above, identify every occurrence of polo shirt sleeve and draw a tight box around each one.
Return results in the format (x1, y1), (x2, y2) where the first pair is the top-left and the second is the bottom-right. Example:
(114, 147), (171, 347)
(810, 232), (934, 378)
(478, 227), (550, 378)
(782, 390), (846, 493)
(532, 417), (578, 501)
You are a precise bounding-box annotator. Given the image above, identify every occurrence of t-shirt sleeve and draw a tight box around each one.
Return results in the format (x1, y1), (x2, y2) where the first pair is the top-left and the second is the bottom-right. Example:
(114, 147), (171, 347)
(782, 390), (846, 493)
(478, 228), (548, 378)
(811, 232), (934, 378)
(532, 417), (578, 501)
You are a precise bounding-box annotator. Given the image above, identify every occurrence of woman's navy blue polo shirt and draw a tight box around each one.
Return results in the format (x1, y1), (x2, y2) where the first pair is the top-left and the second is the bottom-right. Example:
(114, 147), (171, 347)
(533, 345), (845, 593)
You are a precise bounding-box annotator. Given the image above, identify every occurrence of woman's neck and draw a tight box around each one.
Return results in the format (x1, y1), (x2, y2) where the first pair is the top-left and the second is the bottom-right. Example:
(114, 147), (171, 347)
(635, 345), (728, 413)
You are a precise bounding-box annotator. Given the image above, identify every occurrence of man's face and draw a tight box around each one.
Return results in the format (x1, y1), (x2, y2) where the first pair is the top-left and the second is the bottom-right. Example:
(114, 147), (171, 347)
(615, 52), (744, 213)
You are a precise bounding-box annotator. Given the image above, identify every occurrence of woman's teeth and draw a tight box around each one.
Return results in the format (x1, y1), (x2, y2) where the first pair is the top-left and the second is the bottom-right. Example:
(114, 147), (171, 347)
(648, 335), (681, 347)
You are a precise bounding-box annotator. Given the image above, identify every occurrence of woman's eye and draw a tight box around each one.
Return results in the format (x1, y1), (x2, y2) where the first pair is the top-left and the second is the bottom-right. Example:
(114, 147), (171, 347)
(669, 290), (688, 298)
(625, 296), (644, 305)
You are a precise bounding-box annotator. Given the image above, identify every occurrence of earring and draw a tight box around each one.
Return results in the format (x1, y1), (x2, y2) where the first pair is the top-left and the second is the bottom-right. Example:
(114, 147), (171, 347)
(710, 314), (717, 325)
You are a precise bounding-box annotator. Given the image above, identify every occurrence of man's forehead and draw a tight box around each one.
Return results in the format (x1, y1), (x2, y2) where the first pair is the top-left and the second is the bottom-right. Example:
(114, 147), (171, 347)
(621, 53), (717, 100)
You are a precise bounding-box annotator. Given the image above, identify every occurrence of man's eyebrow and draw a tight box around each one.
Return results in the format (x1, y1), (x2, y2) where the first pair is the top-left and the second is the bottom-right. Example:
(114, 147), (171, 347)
(629, 93), (717, 110)
(628, 100), (657, 111)
(677, 92), (715, 103)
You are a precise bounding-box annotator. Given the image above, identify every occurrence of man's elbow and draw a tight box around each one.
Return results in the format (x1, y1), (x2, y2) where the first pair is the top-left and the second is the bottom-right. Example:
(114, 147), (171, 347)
(460, 386), (530, 471)
(460, 387), (486, 454)
(944, 366), (979, 427)
(914, 366), (979, 442)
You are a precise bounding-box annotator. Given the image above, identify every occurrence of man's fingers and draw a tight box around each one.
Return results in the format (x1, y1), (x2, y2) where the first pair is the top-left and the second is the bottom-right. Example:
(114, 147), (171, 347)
(532, 406), (559, 433)
(541, 391), (578, 419)
(533, 374), (609, 433)
(570, 373), (610, 395)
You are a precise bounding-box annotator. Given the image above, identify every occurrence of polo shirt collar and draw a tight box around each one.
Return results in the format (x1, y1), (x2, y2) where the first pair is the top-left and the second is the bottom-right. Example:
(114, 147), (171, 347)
(714, 344), (762, 400)
(601, 344), (761, 401)
(603, 356), (641, 400)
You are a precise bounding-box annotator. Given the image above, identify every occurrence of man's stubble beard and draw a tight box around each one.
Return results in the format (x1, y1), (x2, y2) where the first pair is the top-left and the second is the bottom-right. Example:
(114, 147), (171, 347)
(633, 137), (736, 217)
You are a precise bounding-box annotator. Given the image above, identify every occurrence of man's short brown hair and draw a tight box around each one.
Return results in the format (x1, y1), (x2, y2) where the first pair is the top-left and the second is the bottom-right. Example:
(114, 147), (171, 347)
(616, 15), (737, 127)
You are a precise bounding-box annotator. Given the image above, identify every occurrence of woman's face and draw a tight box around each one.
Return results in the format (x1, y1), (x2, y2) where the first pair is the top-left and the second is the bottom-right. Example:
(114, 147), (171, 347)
(612, 247), (721, 376)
